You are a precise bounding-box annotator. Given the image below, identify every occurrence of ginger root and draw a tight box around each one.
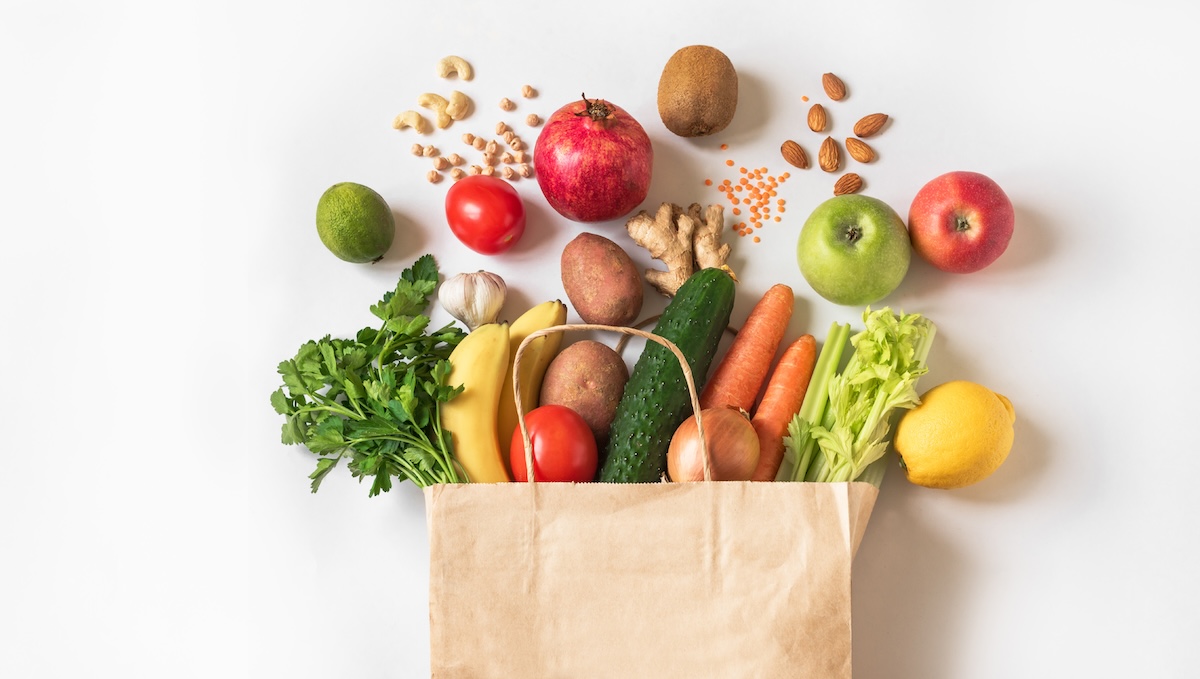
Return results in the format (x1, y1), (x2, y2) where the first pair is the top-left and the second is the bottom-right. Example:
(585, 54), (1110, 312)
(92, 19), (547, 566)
(625, 202), (732, 297)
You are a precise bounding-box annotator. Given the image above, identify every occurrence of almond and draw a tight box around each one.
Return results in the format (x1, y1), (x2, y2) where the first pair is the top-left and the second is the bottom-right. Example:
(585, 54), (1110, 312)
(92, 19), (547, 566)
(822, 73), (847, 101)
(818, 136), (840, 173)
(845, 137), (876, 163)
(807, 104), (827, 132)
(780, 139), (809, 169)
(853, 113), (889, 138)
(833, 173), (863, 196)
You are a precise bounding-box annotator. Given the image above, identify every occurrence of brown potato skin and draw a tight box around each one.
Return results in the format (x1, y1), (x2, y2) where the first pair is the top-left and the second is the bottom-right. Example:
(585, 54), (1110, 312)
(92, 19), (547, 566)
(560, 232), (644, 326)
(539, 340), (630, 443)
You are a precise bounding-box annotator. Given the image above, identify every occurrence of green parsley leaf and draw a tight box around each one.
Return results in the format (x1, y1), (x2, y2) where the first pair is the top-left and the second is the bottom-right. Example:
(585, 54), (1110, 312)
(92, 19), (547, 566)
(270, 255), (468, 495)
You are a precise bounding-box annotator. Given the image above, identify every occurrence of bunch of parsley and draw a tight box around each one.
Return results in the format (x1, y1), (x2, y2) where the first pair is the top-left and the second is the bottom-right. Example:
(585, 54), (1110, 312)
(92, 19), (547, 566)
(271, 255), (468, 495)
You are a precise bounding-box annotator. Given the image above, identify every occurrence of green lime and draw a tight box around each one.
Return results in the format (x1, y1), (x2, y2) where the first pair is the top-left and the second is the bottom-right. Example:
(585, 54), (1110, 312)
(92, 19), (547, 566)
(315, 182), (396, 263)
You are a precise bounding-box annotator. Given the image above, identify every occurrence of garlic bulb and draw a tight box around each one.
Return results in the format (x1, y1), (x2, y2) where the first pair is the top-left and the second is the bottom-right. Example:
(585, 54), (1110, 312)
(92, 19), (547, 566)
(439, 270), (507, 330)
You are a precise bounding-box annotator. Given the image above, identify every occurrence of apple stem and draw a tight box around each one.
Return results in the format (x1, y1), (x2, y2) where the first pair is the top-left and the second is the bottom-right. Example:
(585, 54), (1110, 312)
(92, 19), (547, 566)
(955, 214), (972, 232)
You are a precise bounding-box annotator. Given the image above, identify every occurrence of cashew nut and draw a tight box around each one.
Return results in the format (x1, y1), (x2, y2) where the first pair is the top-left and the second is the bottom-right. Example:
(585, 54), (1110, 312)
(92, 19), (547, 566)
(435, 55), (474, 81)
(446, 91), (472, 121)
(417, 93), (452, 129)
(392, 110), (430, 134)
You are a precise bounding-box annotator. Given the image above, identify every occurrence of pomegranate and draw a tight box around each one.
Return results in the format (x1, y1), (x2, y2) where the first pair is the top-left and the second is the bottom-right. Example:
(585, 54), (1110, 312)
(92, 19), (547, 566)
(533, 94), (653, 223)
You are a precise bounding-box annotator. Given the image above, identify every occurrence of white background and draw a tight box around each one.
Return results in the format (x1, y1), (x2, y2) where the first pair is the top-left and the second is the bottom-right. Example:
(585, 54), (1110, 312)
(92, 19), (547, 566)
(3, 0), (1198, 677)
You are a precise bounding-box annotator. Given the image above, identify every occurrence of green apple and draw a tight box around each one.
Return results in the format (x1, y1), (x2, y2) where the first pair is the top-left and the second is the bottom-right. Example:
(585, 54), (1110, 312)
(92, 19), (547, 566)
(796, 195), (911, 306)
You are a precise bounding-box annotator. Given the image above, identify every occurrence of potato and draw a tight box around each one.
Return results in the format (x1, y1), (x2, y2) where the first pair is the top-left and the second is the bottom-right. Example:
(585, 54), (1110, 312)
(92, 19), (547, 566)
(560, 232), (644, 326)
(539, 340), (629, 443)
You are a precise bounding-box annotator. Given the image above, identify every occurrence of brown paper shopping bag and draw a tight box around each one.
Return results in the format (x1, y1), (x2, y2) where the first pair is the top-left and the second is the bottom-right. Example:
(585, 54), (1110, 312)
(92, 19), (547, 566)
(424, 325), (878, 679)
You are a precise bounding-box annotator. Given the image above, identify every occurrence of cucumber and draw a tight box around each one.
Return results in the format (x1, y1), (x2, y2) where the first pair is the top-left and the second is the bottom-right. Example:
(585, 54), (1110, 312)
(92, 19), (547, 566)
(598, 267), (736, 483)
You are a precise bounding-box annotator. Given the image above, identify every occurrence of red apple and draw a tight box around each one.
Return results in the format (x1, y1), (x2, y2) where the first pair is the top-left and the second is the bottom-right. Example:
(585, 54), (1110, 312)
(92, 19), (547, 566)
(907, 171), (1014, 273)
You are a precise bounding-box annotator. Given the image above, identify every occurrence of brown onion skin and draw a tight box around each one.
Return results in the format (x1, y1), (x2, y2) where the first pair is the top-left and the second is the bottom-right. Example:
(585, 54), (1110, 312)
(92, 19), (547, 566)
(667, 407), (760, 482)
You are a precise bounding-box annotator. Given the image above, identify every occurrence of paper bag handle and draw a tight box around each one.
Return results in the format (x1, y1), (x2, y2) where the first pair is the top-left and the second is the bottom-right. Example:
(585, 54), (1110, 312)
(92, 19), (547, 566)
(513, 323), (711, 483)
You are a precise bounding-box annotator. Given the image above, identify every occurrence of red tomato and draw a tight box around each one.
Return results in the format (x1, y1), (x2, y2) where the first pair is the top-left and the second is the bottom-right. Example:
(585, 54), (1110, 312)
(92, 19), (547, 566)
(510, 405), (598, 482)
(444, 175), (526, 254)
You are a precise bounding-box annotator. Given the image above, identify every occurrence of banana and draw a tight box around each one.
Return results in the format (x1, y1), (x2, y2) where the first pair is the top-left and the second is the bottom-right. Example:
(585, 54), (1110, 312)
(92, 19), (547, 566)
(440, 322), (512, 483)
(496, 300), (568, 467)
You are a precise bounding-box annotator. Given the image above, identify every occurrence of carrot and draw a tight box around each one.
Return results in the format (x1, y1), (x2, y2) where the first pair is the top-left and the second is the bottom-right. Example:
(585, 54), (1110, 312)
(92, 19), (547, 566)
(699, 284), (794, 413)
(750, 334), (817, 481)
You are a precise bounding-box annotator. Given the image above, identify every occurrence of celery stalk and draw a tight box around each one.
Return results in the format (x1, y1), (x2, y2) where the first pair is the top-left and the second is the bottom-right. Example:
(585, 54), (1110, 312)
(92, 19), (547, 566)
(856, 455), (890, 488)
(806, 308), (937, 484)
(778, 322), (850, 482)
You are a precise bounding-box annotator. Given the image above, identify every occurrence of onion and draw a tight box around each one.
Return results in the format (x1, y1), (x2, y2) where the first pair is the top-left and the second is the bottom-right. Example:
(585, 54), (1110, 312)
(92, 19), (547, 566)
(667, 407), (760, 482)
(533, 94), (653, 223)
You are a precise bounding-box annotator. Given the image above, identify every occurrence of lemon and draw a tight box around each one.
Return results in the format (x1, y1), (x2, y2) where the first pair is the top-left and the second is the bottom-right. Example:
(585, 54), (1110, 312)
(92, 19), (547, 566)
(893, 380), (1015, 489)
(315, 182), (395, 263)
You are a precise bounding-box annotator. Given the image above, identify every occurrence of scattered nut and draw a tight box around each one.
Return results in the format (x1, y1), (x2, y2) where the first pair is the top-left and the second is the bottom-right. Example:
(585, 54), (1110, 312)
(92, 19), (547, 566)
(833, 172), (863, 195)
(501, 166), (517, 180)
(807, 104), (827, 133)
(447, 153), (464, 166)
(853, 113), (889, 138)
(449, 168), (466, 181)
(496, 121), (509, 135)
(410, 143), (424, 156)
(445, 91), (472, 121)
(845, 137), (876, 163)
(509, 138), (524, 151)
(433, 156), (451, 171)
(520, 84), (536, 98)
(518, 163), (534, 178)
(822, 73), (847, 100)
(462, 132), (476, 145)
(485, 139), (499, 155)
(482, 152), (497, 167)
(435, 55), (474, 81)
(525, 113), (541, 127)
(481, 165), (496, 176)
(503, 130), (516, 143)
(427, 170), (443, 184)
(818, 136), (840, 172)
(472, 137), (487, 151)
(501, 152), (515, 164)
(468, 165), (482, 175)
(422, 144), (438, 157)
(513, 150), (527, 164)
(499, 97), (516, 111)
(417, 92), (452, 129)
(780, 140), (809, 169)
(392, 110), (430, 134)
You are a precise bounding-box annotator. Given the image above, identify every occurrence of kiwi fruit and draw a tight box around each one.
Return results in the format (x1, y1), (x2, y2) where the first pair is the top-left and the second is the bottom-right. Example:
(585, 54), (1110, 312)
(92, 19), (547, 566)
(657, 45), (738, 137)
